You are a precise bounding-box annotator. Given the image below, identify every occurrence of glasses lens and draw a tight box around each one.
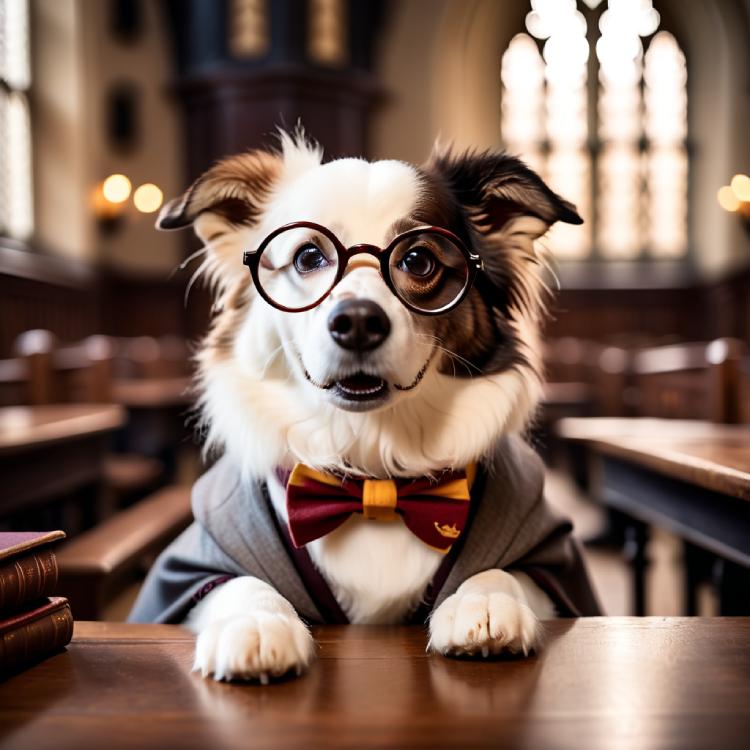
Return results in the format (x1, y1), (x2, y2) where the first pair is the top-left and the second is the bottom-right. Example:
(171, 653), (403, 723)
(388, 231), (470, 313)
(256, 227), (339, 311)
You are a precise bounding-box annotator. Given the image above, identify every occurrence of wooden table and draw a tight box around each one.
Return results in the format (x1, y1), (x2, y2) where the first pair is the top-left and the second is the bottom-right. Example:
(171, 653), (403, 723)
(111, 377), (192, 409)
(557, 417), (750, 614)
(111, 377), (193, 480)
(0, 405), (125, 520)
(1, 619), (748, 750)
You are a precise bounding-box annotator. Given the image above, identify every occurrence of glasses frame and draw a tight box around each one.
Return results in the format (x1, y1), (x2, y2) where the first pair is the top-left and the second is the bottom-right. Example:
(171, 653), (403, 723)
(242, 221), (483, 315)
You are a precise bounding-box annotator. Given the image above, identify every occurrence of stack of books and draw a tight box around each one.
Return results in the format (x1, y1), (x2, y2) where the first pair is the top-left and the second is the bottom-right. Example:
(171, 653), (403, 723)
(0, 531), (74, 677)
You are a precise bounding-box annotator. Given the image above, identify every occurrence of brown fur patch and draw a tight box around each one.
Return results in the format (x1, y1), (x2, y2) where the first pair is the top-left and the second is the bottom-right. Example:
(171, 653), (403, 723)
(158, 150), (282, 232)
(203, 279), (252, 360)
(410, 146), (584, 379)
(167, 149), (283, 367)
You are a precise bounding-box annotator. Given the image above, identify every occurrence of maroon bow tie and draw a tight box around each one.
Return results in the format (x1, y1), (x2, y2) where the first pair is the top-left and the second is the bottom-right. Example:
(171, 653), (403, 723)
(283, 464), (475, 553)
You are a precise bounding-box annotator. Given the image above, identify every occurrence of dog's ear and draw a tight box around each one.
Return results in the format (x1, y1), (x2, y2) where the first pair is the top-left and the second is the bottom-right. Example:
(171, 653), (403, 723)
(157, 149), (282, 238)
(425, 147), (582, 255)
(156, 149), (282, 284)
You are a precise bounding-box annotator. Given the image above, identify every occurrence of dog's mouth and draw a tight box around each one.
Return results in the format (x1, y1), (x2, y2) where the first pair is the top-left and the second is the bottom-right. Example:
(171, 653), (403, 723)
(302, 351), (434, 409)
(333, 373), (389, 402)
(303, 369), (390, 405)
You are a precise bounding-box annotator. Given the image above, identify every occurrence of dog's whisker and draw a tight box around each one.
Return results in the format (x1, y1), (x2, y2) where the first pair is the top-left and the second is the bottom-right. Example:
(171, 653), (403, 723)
(184, 256), (213, 306)
(171, 246), (209, 279)
(414, 333), (482, 376)
(257, 343), (286, 377)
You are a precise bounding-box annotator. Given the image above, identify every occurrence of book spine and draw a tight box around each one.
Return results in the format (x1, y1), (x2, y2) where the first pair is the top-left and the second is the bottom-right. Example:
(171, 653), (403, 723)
(0, 549), (59, 613)
(0, 602), (74, 675)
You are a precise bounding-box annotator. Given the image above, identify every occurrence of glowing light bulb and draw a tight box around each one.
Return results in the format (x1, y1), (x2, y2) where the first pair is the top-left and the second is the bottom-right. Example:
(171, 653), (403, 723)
(730, 174), (750, 202)
(717, 185), (740, 212)
(133, 183), (164, 213)
(102, 174), (132, 204)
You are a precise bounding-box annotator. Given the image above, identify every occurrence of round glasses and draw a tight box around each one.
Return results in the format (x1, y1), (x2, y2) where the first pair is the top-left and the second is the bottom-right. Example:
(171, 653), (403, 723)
(242, 221), (482, 315)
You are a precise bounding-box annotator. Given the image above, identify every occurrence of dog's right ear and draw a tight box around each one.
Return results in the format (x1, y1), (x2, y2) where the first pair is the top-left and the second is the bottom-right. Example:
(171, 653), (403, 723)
(156, 149), (282, 242)
(156, 149), (282, 285)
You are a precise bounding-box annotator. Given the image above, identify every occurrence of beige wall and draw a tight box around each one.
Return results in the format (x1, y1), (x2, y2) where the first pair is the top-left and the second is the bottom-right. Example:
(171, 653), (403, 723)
(371, 0), (750, 282)
(33, 0), (184, 274)
(33, 0), (750, 281)
(34, 0), (91, 260)
(681, 0), (750, 279)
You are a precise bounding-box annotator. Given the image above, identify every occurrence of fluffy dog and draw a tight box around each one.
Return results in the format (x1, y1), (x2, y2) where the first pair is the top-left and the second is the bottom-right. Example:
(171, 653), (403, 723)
(129, 130), (600, 682)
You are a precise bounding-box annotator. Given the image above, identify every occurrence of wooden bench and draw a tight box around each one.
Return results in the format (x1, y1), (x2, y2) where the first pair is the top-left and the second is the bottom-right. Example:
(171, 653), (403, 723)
(56, 485), (192, 620)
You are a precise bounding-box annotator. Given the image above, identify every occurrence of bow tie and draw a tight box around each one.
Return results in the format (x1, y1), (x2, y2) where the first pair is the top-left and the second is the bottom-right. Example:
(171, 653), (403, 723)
(284, 463), (475, 553)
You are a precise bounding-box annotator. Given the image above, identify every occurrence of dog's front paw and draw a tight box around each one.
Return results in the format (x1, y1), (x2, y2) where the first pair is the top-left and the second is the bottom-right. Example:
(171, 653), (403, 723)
(428, 591), (540, 657)
(194, 612), (315, 682)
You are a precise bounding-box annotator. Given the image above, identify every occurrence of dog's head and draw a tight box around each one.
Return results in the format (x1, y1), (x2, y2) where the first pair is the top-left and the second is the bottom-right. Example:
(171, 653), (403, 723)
(159, 131), (581, 478)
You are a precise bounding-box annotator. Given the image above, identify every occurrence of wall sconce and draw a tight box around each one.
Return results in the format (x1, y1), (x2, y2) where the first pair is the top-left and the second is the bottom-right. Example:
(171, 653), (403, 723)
(717, 173), (750, 230)
(93, 173), (164, 233)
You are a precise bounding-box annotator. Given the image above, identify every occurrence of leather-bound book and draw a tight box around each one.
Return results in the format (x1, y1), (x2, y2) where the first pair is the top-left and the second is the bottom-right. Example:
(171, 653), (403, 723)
(0, 597), (74, 676)
(0, 531), (66, 614)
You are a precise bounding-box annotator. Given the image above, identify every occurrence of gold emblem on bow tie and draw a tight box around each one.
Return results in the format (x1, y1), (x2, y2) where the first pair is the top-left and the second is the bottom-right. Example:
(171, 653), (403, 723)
(434, 522), (460, 539)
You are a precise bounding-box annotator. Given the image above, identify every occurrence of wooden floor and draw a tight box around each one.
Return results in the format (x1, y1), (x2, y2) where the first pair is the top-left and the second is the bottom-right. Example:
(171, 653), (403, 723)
(1, 619), (748, 750)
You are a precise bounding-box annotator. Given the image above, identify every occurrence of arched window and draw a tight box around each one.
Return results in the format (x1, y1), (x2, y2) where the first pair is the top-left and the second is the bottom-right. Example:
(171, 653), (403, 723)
(501, 0), (687, 262)
(0, 0), (33, 241)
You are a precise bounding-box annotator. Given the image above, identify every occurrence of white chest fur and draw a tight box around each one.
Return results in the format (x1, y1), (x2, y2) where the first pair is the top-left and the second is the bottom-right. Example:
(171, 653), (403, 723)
(266, 472), (443, 624)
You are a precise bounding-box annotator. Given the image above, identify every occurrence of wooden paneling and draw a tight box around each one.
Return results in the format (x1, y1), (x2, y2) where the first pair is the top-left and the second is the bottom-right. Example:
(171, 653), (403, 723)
(548, 286), (708, 344)
(99, 271), (210, 341)
(0, 246), (99, 356)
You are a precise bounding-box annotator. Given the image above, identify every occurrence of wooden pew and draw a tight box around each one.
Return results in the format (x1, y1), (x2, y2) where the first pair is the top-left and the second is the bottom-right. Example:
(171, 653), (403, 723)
(56, 485), (192, 620)
(739, 355), (750, 424)
(11, 330), (164, 504)
(0, 356), (27, 407)
(631, 338), (744, 423)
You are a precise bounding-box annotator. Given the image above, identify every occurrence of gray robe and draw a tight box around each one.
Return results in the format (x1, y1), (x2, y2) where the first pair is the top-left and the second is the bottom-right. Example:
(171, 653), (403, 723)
(129, 435), (601, 624)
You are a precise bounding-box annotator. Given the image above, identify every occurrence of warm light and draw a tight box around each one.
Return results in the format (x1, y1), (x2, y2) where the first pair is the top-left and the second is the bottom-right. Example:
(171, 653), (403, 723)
(730, 174), (750, 202)
(102, 174), (132, 204)
(717, 186), (741, 212)
(133, 183), (164, 213)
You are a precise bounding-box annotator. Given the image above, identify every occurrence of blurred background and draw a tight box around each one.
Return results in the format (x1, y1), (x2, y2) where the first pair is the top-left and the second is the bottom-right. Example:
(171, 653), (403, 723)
(1, 0), (749, 621)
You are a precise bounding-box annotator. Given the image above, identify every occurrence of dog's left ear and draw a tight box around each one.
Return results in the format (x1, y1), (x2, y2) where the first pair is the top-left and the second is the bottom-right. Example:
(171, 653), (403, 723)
(425, 147), (582, 253)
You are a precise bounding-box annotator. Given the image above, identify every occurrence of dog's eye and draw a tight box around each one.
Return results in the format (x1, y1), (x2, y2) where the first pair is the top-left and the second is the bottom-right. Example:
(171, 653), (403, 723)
(293, 244), (330, 274)
(398, 248), (436, 278)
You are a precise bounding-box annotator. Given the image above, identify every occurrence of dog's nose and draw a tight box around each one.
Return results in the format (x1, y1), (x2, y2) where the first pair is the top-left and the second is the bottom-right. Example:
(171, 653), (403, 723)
(328, 299), (391, 351)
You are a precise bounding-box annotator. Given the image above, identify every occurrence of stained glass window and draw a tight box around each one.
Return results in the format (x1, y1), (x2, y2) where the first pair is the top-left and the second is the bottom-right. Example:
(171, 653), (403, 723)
(501, 1), (688, 261)
(0, 0), (33, 241)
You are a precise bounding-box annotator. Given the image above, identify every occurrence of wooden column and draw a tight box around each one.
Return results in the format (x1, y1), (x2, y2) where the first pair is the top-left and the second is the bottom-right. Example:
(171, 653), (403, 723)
(162, 0), (387, 181)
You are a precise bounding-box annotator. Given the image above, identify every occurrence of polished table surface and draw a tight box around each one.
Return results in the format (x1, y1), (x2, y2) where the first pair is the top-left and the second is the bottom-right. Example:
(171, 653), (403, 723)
(110, 377), (192, 479)
(0, 405), (126, 516)
(1, 619), (749, 750)
(0, 405), (125, 455)
(557, 417), (750, 501)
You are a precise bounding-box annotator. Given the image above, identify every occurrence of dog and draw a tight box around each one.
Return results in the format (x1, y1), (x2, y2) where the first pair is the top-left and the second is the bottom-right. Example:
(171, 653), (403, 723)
(128, 129), (600, 682)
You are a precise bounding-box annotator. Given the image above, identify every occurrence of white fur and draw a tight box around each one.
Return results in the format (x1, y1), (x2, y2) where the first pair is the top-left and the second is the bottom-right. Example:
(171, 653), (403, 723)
(183, 137), (556, 681)
(427, 569), (554, 656)
(187, 577), (315, 682)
